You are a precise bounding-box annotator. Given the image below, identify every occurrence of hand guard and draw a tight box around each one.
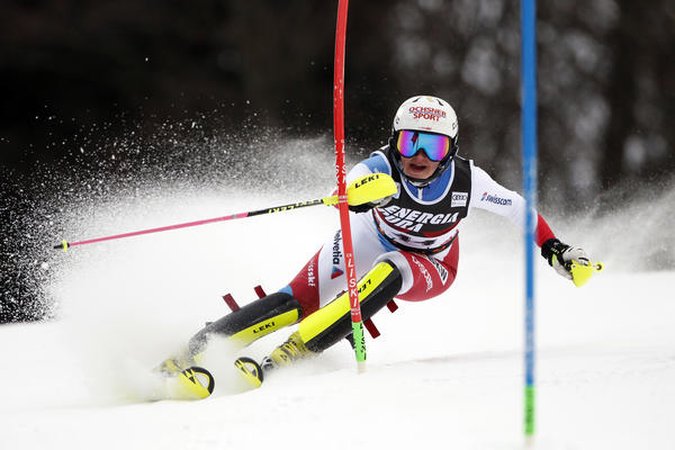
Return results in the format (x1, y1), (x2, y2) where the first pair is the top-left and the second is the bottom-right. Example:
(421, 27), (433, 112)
(541, 238), (591, 281)
(348, 195), (392, 213)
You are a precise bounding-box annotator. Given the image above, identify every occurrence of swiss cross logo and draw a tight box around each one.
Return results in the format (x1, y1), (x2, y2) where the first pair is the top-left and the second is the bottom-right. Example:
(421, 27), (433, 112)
(331, 267), (344, 279)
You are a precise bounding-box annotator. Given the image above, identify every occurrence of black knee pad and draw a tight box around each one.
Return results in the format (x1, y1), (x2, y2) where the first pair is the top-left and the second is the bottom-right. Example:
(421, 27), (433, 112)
(189, 292), (302, 355)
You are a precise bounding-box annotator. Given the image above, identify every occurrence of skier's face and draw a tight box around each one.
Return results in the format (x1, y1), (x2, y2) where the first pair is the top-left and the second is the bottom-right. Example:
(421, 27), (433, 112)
(400, 151), (441, 180)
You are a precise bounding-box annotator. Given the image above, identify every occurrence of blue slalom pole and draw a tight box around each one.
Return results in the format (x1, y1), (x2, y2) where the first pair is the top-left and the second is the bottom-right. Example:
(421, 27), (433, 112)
(521, 0), (538, 438)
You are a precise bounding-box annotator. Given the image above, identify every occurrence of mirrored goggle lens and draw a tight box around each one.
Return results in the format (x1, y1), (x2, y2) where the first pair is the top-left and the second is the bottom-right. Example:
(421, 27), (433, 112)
(396, 130), (450, 162)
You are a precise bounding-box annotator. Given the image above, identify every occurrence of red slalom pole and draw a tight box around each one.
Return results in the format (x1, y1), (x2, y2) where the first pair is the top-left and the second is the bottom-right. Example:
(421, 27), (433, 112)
(333, 0), (366, 368)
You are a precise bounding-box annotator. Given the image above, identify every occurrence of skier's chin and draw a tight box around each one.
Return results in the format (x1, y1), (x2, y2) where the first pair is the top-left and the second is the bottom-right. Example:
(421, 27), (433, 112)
(405, 165), (433, 179)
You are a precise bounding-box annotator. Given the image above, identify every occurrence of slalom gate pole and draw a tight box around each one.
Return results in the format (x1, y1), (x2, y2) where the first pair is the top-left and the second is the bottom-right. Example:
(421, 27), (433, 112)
(521, 0), (538, 438)
(333, 0), (366, 370)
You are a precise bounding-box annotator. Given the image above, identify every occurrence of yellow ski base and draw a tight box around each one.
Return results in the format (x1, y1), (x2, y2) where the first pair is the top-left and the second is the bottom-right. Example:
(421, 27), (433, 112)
(234, 357), (264, 390)
(165, 367), (215, 400)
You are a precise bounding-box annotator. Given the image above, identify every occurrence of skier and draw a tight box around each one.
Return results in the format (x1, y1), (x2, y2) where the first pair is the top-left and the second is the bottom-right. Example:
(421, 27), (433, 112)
(160, 95), (593, 396)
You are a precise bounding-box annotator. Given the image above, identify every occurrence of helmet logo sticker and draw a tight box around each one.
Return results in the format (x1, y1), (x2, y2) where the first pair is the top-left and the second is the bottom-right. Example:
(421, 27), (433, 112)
(408, 106), (447, 122)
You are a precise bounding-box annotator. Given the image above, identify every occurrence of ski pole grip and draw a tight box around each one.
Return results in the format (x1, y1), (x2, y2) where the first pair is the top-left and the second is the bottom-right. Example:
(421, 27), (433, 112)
(346, 173), (397, 206)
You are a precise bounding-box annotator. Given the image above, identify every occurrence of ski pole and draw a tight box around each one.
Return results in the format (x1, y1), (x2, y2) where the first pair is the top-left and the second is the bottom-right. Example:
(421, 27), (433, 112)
(53, 172), (396, 251)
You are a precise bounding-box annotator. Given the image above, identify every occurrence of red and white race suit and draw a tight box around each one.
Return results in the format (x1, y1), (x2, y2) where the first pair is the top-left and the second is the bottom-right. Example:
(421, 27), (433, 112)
(283, 148), (555, 316)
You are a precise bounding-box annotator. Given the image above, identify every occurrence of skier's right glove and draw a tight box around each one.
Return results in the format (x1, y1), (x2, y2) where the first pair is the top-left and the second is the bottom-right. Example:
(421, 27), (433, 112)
(541, 238), (591, 281)
(348, 195), (393, 214)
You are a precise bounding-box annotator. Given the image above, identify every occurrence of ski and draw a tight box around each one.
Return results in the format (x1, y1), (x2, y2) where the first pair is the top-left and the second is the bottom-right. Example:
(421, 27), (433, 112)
(160, 366), (215, 400)
(148, 361), (215, 401)
(234, 357), (265, 389)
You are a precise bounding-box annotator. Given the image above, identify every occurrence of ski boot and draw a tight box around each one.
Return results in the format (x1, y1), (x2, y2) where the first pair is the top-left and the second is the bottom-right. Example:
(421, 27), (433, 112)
(234, 331), (311, 389)
(233, 261), (403, 390)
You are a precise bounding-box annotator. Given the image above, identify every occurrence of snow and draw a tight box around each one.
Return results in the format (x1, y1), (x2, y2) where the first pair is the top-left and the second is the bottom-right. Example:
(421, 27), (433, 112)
(1, 184), (674, 450)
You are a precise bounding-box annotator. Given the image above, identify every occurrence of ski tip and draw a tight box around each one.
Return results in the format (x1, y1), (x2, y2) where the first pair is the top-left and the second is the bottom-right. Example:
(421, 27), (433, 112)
(234, 357), (264, 389)
(188, 366), (215, 396)
(166, 366), (215, 400)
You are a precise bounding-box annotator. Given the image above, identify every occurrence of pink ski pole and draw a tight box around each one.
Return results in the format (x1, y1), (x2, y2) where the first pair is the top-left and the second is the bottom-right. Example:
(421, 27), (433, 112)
(54, 197), (326, 251)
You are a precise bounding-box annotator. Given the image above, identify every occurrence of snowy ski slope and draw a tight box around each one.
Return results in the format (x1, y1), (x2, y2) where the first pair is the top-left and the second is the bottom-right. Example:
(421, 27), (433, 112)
(1, 170), (674, 450)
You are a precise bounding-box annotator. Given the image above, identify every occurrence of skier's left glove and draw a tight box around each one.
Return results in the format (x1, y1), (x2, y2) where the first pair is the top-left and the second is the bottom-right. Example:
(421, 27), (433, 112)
(541, 238), (591, 280)
(348, 195), (393, 214)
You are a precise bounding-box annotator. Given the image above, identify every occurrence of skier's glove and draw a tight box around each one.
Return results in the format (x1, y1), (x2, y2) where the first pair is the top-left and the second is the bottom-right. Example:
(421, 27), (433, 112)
(348, 195), (393, 214)
(541, 238), (591, 280)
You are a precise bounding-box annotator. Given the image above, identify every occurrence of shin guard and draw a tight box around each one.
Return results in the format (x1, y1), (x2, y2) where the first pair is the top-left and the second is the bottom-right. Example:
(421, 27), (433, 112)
(297, 260), (402, 354)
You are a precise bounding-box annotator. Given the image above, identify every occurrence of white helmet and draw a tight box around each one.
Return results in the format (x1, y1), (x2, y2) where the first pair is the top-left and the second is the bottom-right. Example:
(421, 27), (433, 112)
(393, 95), (459, 141)
(389, 95), (460, 186)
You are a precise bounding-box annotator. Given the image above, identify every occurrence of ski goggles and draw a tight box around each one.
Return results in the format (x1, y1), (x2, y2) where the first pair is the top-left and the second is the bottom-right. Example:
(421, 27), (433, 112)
(395, 130), (451, 162)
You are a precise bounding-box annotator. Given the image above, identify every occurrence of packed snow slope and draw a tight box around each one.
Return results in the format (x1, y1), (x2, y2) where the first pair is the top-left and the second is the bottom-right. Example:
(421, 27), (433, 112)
(1, 144), (674, 450)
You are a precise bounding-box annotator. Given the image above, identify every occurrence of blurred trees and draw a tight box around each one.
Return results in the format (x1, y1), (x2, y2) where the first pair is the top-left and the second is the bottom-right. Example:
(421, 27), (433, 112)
(1, 0), (673, 200)
(1, 0), (674, 323)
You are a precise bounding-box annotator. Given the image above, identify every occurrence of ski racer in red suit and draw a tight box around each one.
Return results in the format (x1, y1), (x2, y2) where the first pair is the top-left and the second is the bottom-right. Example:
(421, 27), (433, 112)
(165, 95), (593, 391)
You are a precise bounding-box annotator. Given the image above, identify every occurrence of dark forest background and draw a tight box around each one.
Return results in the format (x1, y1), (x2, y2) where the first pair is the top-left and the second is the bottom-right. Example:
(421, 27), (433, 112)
(1, 0), (674, 322)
